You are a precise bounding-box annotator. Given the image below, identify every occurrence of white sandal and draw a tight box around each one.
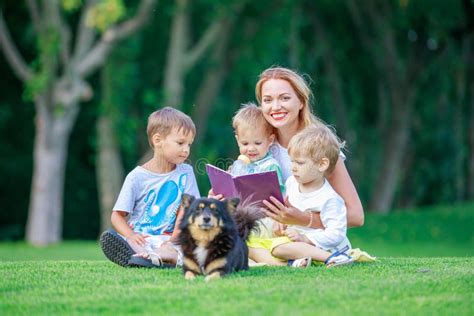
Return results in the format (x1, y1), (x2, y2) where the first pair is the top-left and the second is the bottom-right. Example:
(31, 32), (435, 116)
(325, 245), (354, 268)
(288, 256), (312, 268)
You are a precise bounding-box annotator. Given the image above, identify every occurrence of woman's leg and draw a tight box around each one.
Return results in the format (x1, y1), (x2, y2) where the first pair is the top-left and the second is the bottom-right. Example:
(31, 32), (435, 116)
(272, 242), (331, 262)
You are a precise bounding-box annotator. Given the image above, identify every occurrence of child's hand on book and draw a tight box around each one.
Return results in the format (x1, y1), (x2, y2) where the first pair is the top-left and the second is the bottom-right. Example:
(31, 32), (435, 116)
(262, 196), (304, 226)
(207, 188), (224, 201)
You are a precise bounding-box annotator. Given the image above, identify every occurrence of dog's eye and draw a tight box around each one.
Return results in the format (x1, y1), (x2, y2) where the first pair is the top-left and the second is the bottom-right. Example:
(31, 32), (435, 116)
(209, 203), (216, 210)
(198, 203), (205, 210)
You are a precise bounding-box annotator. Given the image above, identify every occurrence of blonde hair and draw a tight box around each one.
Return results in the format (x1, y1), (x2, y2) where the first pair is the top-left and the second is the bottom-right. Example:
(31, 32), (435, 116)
(147, 107), (196, 149)
(256, 66), (324, 129)
(232, 102), (274, 136)
(288, 126), (341, 175)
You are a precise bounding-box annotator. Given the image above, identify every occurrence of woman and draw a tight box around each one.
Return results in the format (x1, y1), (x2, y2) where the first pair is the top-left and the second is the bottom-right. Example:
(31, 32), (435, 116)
(256, 67), (364, 229)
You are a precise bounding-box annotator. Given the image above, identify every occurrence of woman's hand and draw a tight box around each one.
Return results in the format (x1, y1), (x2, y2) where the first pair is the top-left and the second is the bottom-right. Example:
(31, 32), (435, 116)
(262, 196), (305, 226)
(263, 197), (324, 229)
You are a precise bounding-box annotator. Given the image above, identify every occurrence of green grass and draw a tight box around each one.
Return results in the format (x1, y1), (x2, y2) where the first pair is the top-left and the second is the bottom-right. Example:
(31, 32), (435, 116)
(1, 258), (472, 315)
(348, 202), (474, 257)
(1, 202), (473, 315)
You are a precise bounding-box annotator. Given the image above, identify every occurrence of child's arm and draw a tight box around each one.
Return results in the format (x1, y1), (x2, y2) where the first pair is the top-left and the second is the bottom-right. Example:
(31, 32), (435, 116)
(111, 211), (147, 246)
(170, 206), (184, 242)
(304, 199), (347, 250)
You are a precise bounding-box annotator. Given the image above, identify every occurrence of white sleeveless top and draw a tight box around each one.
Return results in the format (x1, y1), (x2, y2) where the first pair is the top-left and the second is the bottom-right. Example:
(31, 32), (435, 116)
(269, 142), (346, 182)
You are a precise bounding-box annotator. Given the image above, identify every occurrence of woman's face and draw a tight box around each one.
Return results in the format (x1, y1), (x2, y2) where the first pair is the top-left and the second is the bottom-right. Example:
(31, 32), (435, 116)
(260, 79), (303, 129)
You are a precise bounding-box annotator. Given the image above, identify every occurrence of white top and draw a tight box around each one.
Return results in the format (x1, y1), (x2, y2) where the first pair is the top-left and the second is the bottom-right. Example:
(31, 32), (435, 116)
(113, 164), (200, 235)
(269, 142), (346, 182)
(285, 176), (351, 251)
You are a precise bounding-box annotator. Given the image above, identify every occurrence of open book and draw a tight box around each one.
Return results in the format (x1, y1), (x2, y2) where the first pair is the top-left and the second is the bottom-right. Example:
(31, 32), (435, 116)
(206, 164), (284, 205)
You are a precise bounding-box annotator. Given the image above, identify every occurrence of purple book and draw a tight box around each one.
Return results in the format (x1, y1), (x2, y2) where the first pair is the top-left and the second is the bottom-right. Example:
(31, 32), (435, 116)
(206, 164), (284, 205)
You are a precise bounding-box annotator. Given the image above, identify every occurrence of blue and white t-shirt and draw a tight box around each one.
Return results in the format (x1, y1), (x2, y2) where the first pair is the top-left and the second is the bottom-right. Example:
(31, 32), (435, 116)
(113, 164), (200, 235)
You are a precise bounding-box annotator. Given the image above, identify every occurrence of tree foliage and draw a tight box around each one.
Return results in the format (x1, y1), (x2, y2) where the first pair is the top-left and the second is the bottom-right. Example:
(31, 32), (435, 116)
(0, 0), (472, 241)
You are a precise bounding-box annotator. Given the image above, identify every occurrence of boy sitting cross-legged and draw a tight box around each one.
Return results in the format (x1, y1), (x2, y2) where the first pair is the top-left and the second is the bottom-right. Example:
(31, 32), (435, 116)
(100, 107), (200, 268)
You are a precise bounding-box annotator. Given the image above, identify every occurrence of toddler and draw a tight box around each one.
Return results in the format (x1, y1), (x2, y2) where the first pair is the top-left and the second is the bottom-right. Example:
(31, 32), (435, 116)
(256, 126), (353, 267)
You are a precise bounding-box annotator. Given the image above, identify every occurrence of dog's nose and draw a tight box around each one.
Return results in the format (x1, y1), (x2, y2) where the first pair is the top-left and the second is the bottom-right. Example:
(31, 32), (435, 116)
(203, 216), (211, 223)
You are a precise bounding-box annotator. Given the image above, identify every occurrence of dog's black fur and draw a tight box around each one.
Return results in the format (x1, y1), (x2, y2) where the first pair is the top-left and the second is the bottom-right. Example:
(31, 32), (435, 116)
(178, 194), (260, 281)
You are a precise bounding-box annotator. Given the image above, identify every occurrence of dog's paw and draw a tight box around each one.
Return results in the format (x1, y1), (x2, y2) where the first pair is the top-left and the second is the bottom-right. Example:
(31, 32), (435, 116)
(204, 272), (221, 282)
(184, 271), (196, 281)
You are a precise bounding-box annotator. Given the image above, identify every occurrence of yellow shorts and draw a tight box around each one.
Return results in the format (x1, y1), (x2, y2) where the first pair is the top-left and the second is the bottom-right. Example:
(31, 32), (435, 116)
(247, 236), (293, 253)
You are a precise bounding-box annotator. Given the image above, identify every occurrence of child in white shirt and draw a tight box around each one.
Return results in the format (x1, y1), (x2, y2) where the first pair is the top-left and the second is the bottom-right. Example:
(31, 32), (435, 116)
(255, 126), (353, 267)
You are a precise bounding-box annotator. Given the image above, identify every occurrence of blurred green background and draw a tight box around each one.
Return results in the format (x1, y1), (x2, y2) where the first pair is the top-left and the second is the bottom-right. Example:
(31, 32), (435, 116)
(0, 0), (472, 244)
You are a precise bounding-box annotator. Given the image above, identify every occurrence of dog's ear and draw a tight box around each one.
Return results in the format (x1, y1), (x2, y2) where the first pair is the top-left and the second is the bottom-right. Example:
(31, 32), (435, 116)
(181, 194), (195, 212)
(226, 197), (240, 213)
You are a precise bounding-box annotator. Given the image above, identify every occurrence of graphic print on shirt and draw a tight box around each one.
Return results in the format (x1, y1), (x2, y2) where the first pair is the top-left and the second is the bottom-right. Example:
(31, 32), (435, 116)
(134, 174), (188, 235)
(162, 173), (187, 234)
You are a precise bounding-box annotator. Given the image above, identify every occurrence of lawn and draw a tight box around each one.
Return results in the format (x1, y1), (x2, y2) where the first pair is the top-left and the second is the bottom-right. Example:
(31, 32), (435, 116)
(1, 202), (473, 315)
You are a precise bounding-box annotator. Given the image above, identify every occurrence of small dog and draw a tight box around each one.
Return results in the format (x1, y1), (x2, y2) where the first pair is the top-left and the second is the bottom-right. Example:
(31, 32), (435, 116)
(178, 194), (260, 281)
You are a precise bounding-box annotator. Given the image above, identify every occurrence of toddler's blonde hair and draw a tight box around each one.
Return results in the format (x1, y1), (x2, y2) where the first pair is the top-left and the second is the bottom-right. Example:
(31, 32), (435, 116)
(288, 126), (342, 174)
(232, 102), (274, 136)
(147, 107), (196, 149)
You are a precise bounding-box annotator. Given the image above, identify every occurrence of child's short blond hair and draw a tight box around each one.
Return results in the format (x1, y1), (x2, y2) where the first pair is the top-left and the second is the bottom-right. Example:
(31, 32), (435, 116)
(232, 102), (274, 136)
(147, 107), (196, 149)
(288, 126), (342, 174)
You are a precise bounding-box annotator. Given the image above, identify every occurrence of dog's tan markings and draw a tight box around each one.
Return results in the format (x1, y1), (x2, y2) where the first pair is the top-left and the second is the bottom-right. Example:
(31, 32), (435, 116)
(204, 258), (227, 275)
(198, 203), (205, 209)
(184, 258), (201, 274)
(189, 225), (222, 247)
(184, 270), (196, 280)
(204, 271), (222, 282)
(209, 203), (216, 210)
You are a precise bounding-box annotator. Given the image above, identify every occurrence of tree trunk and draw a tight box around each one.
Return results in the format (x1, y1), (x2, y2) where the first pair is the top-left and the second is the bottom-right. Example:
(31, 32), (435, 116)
(163, 0), (188, 109)
(369, 89), (415, 213)
(192, 20), (234, 145)
(26, 98), (78, 245)
(97, 115), (124, 233)
(1, 0), (156, 245)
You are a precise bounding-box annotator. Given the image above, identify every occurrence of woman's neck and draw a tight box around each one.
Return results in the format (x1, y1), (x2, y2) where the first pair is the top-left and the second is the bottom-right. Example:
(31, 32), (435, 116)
(276, 120), (301, 148)
(142, 154), (176, 174)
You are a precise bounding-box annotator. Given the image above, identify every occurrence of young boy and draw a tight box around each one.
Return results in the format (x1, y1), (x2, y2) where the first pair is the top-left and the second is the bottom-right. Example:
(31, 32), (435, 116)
(100, 107), (200, 268)
(230, 102), (284, 193)
(255, 126), (353, 267)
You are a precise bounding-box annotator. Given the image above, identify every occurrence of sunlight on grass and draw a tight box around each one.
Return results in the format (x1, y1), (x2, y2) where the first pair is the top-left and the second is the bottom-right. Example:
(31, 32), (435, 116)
(1, 202), (472, 315)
